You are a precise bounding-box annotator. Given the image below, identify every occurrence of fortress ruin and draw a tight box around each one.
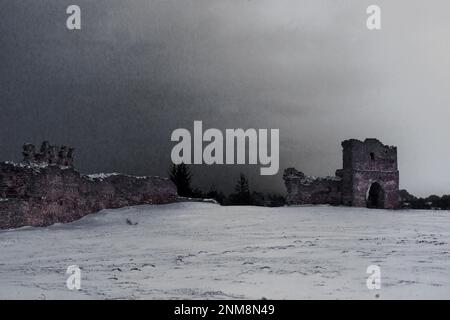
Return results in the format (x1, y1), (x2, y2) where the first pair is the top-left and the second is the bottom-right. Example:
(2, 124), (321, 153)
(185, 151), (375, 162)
(0, 142), (177, 229)
(284, 138), (400, 209)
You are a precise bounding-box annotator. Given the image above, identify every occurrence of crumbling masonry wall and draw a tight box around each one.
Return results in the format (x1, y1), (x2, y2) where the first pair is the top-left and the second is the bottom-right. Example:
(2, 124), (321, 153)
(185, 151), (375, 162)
(283, 168), (342, 206)
(0, 142), (177, 229)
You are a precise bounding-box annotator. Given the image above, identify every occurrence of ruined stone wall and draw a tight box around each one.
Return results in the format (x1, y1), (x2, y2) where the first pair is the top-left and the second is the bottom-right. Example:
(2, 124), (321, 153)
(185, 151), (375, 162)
(283, 168), (341, 206)
(0, 142), (178, 229)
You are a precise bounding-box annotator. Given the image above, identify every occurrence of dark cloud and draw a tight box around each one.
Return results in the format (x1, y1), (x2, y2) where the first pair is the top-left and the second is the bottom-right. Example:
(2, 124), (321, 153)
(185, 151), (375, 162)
(1, 0), (449, 196)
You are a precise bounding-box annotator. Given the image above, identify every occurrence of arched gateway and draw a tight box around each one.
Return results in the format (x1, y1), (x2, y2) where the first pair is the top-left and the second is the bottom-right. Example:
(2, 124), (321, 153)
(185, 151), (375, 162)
(367, 182), (385, 209)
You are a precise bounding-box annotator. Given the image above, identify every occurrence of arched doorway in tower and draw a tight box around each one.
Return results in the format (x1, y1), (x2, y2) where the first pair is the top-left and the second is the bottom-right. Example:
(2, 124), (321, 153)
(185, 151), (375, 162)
(367, 182), (385, 209)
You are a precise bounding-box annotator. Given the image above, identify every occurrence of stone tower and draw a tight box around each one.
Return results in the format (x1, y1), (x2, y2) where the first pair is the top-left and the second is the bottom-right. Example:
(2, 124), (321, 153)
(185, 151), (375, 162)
(336, 138), (399, 209)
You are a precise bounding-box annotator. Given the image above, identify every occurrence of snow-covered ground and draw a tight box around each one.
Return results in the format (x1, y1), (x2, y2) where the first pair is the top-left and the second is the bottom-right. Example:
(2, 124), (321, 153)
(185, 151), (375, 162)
(0, 203), (449, 299)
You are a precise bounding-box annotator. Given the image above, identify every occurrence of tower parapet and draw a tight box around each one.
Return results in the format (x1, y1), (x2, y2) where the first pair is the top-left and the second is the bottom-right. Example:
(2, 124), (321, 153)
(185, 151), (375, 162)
(22, 141), (75, 167)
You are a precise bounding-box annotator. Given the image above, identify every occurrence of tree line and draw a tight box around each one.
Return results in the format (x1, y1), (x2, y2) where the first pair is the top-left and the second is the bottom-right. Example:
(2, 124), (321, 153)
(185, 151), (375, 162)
(169, 163), (285, 207)
(399, 190), (450, 210)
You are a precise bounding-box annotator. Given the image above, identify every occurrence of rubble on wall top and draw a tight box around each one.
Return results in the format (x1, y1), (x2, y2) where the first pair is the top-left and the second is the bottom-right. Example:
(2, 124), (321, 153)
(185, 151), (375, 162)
(22, 141), (75, 167)
(298, 175), (341, 185)
(85, 172), (169, 182)
(1, 161), (72, 172)
(283, 167), (341, 185)
(86, 172), (121, 181)
(341, 138), (396, 149)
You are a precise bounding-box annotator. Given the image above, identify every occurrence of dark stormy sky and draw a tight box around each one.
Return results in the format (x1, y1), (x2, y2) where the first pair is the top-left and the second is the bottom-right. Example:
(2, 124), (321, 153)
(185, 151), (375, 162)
(1, 0), (450, 196)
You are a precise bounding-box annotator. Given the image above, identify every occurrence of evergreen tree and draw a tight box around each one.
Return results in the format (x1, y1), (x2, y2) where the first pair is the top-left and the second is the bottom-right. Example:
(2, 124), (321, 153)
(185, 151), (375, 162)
(229, 173), (252, 205)
(169, 163), (192, 197)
